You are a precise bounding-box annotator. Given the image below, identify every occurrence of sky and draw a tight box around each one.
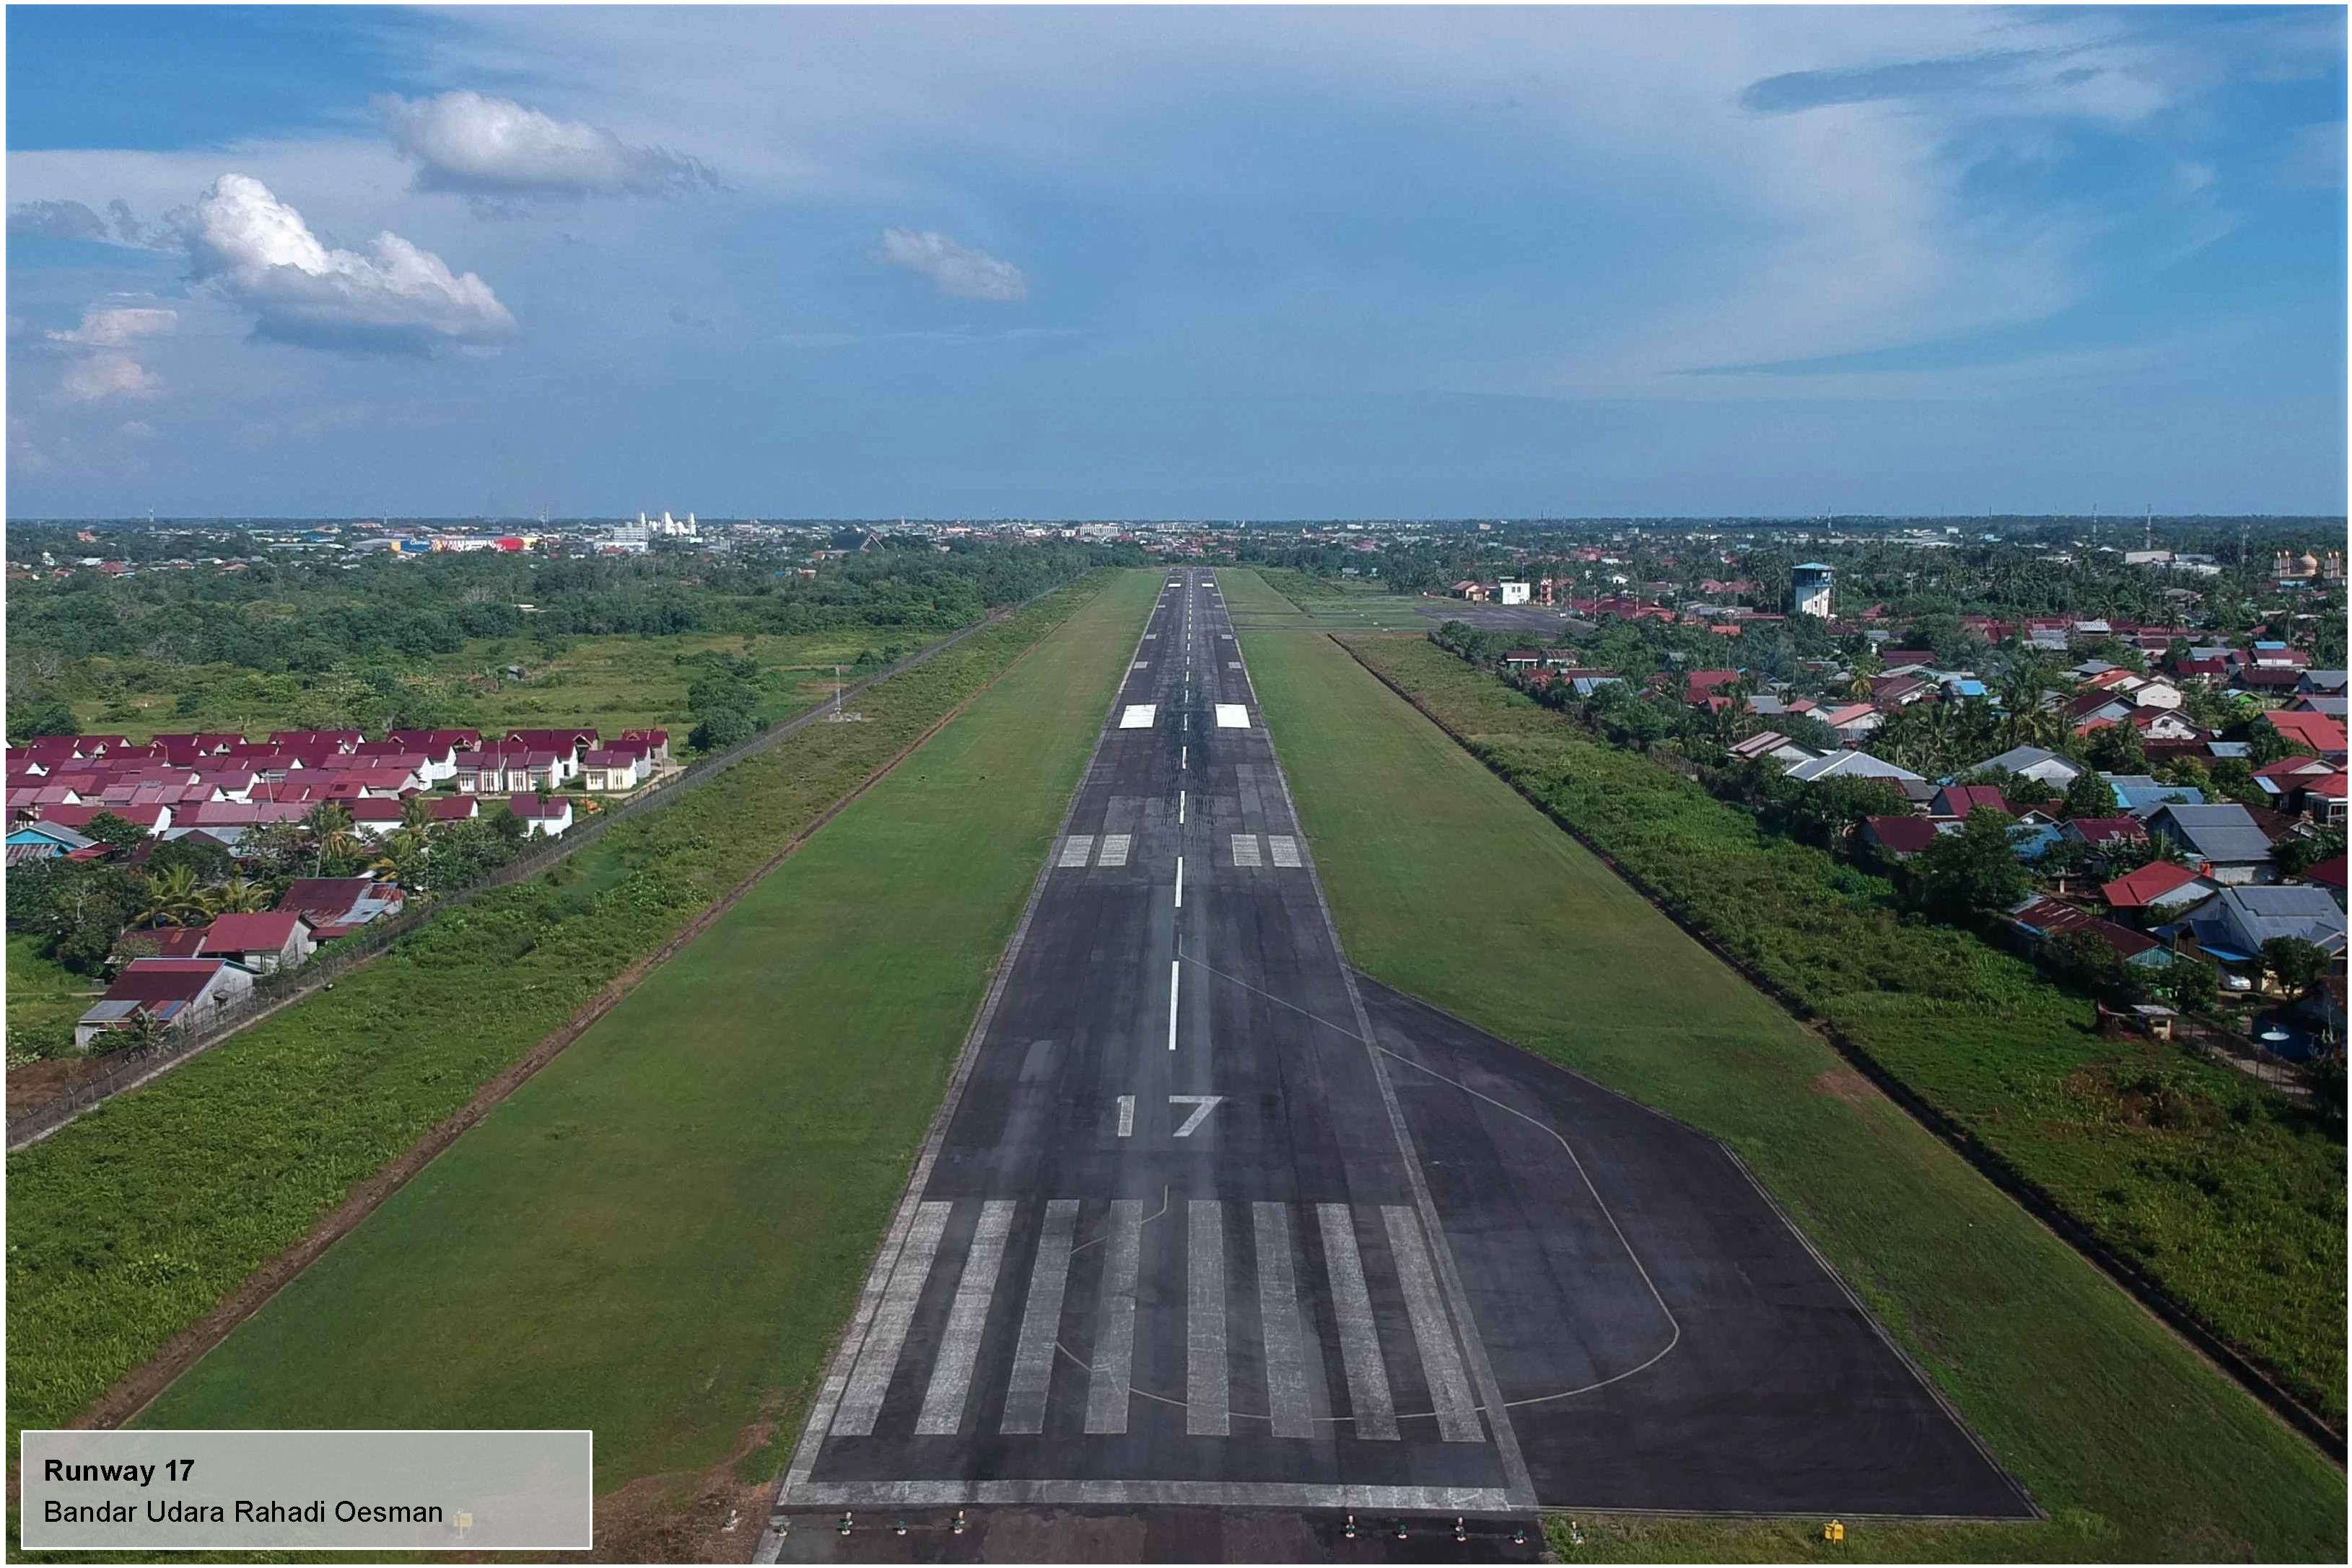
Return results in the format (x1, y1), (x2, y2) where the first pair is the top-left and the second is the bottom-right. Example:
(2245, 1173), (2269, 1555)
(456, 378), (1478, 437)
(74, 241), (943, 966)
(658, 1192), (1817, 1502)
(5, 4), (2345, 519)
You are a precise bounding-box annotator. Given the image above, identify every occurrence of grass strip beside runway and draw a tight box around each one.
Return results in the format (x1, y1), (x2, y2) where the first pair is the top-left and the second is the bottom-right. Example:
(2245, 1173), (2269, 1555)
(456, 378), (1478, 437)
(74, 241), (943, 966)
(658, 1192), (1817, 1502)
(9, 571), (1153, 1468)
(134, 571), (1162, 1494)
(1223, 569), (2343, 1563)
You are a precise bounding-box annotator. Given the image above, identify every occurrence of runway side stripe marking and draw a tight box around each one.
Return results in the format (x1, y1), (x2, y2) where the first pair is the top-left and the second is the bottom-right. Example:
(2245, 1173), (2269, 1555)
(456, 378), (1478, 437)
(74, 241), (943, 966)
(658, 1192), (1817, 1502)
(1085, 1199), (1145, 1435)
(1098, 833), (1132, 867)
(1318, 1204), (1397, 1440)
(831, 1201), (950, 1436)
(1187, 1201), (1230, 1436)
(1057, 835), (1093, 868)
(1383, 1205), (1485, 1443)
(1000, 1199), (1079, 1435)
(1254, 1203), (1314, 1439)
(915, 1200), (1015, 1435)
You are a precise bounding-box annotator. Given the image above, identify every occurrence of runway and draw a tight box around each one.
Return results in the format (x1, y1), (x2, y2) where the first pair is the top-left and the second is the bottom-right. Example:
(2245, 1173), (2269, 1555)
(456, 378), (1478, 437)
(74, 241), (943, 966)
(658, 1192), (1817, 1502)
(766, 569), (2030, 1549)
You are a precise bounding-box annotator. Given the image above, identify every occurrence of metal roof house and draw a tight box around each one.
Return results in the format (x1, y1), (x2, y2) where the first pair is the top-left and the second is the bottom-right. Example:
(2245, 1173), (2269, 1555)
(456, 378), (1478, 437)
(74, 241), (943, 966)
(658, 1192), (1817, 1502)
(2169, 885), (2347, 963)
(2143, 803), (2278, 885)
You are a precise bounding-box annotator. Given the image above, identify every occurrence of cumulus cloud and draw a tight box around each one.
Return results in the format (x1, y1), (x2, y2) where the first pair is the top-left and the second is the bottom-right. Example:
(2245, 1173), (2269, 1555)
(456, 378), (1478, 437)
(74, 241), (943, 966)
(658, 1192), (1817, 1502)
(182, 173), (517, 354)
(382, 90), (714, 199)
(9, 196), (167, 248)
(876, 228), (1028, 302)
(60, 355), (159, 403)
(39, 305), (175, 403)
(48, 306), (178, 348)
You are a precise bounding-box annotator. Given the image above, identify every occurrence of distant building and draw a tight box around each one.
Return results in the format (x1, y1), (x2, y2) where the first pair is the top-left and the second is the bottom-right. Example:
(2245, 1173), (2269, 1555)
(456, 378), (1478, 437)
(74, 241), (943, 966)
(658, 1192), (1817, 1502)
(1497, 580), (1532, 605)
(1793, 562), (1834, 619)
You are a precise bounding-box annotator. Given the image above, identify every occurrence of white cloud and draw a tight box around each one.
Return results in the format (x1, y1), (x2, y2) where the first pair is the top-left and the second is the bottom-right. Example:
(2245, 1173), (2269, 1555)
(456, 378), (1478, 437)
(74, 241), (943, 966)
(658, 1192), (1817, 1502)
(8, 196), (170, 248)
(60, 354), (159, 403)
(183, 173), (517, 354)
(48, 306), (178, 348)
(877, 228), (1028, 302)
(382, 91), (713, 198)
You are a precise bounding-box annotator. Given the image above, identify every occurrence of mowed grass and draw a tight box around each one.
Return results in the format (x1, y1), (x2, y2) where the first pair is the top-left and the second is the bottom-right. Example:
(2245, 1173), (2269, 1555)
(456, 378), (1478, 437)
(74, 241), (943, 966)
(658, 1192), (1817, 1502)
(1220, 570), (2343, 1563)
(1242, 567), (1436, 630)
(138, 571), (1160, 1493)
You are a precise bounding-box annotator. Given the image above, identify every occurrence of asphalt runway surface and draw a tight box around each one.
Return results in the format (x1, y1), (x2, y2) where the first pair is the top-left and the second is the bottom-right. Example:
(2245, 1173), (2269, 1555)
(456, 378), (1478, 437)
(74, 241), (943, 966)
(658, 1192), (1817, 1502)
(765, 569), (2029, 1556)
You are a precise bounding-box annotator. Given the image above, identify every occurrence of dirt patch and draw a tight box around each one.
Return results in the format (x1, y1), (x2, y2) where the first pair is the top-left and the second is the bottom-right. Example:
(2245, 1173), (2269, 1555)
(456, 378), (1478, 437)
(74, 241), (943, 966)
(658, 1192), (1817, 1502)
(7, 1054), (109, 1118)
(1811, 1067), (1876, 1105)
(593, 1409), (782, 1563)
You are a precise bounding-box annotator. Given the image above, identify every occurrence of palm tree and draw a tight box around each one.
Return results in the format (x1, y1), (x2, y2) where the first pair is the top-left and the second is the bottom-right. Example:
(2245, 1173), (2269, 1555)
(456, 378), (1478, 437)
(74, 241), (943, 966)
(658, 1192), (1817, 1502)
(304, 801), (361, 870)
(399, 793), (434, 833)
(370, 830), (430, 888)
(134, 864), (207, 927)
(204, 875), (271, 916)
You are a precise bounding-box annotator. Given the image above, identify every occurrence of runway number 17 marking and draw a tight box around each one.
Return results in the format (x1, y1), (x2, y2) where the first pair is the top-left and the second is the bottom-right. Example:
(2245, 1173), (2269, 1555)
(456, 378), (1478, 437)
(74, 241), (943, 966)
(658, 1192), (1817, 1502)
(1169, 1095), (1224, 1137)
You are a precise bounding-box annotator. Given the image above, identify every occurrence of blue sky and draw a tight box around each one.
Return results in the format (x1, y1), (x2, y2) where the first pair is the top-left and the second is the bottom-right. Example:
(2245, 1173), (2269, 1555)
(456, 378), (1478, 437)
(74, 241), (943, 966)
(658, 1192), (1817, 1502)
(6, 4), (2344, 518)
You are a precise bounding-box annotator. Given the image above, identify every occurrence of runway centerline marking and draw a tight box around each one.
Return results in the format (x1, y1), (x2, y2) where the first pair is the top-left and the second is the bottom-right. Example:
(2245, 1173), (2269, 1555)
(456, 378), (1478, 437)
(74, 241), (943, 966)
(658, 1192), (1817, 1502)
(1166, 959), (1181, 1051)
(1174, 855), (1183, 908)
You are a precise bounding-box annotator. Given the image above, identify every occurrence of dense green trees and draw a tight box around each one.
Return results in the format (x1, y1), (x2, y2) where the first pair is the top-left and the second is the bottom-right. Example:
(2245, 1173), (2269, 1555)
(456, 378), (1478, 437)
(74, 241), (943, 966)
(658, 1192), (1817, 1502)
(5, 537), (1124, 724)
(1908, 807), (2037, 919)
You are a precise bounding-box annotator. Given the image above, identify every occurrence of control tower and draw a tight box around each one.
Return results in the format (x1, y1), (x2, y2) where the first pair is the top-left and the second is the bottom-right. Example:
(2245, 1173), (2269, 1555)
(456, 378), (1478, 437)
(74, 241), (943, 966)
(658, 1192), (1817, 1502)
(1793, 562), (1834, 619)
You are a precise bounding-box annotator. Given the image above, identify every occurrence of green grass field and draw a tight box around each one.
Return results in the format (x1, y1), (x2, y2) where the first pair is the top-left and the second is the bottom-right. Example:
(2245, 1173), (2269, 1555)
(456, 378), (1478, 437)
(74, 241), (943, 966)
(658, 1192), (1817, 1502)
(1242, 567), (1437, 629)
(136, 571), (1160, 1500)
(5, 574), (1139, 1454)
(66, 626), (936, 743)
(1220, 569), (2343, 1562)
(5, 934), (101, 1061)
